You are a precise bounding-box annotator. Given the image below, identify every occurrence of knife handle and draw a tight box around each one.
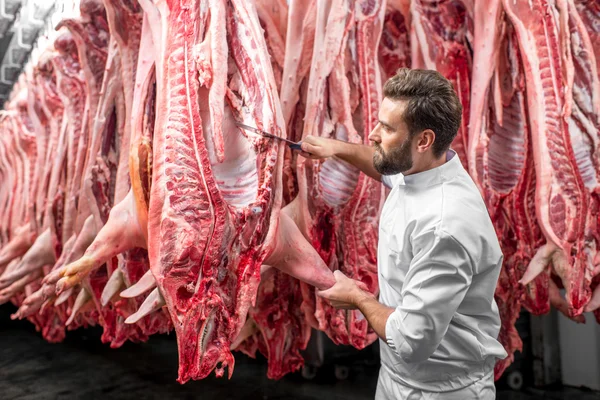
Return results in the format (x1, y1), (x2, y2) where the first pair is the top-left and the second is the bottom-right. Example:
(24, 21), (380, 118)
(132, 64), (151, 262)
(289, 142), (303, 151)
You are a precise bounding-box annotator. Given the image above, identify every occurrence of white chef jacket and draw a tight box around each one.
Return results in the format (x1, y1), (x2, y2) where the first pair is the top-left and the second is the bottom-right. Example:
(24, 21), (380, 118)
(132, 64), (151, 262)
(376, 150), (508, 398)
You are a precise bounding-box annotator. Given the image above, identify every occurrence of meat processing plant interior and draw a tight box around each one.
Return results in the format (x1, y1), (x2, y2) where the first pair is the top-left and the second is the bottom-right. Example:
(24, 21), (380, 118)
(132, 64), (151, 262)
(1, 0), (600, 399)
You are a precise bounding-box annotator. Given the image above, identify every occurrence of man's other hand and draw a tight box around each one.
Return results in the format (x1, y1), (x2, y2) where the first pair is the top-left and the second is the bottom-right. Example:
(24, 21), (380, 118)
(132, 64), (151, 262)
(316, 270), (373, 310)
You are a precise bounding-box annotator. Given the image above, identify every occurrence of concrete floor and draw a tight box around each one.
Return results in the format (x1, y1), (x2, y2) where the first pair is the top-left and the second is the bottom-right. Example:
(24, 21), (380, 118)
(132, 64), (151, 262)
(1, 304), (599, 400)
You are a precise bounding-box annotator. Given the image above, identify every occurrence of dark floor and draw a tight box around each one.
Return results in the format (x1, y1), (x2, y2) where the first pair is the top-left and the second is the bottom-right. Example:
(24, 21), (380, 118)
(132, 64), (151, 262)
(1, 304), (598, 400)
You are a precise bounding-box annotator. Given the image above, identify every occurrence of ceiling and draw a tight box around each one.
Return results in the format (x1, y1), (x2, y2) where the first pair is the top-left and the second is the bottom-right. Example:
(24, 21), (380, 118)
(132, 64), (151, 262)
(0, 0), (67, 108)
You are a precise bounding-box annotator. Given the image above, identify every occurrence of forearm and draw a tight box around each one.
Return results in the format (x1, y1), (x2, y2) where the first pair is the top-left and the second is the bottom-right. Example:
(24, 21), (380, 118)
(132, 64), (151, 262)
(333, 141), (382, 181)
(356, 292), (394, 340)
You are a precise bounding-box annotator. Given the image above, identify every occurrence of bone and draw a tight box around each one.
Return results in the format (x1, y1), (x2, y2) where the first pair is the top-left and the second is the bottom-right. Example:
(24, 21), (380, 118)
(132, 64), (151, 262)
(66, 288), (93, 326)
(125, 287), (165, 325)
(54, 286), (75, 306)
(101, 268), (125, 306)
(120, 269), (156, 299)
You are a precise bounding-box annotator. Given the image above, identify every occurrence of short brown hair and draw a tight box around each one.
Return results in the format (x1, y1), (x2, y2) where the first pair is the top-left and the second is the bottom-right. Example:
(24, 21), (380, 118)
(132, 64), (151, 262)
(383, 68), (462, 158)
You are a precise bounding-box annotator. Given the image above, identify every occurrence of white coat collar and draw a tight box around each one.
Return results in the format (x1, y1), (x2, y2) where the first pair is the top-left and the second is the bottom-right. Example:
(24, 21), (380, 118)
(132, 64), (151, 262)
(396, 150), (461, 187)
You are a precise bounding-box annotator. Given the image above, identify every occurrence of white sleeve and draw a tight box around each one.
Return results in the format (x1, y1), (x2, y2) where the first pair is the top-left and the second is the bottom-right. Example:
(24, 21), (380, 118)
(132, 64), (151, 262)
(384, 228), (474, 364)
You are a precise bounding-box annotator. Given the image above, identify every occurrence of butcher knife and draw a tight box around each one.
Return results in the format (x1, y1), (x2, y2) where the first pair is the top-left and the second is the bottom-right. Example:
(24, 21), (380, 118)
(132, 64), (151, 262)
(236, 122), (303, 151)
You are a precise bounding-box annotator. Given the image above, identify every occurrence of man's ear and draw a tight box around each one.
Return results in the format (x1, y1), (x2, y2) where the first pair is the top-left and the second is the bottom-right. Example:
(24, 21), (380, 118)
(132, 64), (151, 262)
(416, 129), (435, 153)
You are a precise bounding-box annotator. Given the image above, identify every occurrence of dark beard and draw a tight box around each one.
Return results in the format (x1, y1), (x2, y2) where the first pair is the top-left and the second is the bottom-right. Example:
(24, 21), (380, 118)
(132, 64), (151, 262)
(373, 138), (413, 175)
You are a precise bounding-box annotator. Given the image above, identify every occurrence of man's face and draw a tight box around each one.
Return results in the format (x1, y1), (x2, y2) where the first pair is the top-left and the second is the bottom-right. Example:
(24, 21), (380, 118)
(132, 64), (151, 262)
(369, 98), (414, 175)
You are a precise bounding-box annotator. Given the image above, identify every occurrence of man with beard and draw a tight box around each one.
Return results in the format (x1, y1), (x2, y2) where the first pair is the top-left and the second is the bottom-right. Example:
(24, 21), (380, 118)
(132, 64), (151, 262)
(299, 68), (507, 399)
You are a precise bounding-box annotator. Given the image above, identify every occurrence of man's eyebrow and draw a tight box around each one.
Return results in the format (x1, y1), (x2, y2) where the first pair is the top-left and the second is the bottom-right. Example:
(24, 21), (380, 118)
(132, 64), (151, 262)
(379, 120), (394, 129)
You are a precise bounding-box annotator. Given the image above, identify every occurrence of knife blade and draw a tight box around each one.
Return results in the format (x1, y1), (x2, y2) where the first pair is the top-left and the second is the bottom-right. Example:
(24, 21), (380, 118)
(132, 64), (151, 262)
(236, 122), (303, 151)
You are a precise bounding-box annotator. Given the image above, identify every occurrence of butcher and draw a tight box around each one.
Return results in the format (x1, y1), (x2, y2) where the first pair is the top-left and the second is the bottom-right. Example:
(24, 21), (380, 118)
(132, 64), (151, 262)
(300, 68), (508, 399)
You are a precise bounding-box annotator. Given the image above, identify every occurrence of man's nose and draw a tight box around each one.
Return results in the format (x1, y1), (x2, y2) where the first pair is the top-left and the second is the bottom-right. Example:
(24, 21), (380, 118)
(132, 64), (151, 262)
(368, 127), (380, 143)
